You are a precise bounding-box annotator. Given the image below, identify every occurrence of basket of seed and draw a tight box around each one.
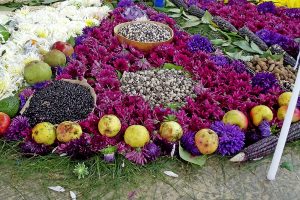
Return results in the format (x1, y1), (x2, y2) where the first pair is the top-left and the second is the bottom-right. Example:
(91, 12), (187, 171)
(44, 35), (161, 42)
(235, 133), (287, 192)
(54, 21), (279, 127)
(114, 21), (174, 52)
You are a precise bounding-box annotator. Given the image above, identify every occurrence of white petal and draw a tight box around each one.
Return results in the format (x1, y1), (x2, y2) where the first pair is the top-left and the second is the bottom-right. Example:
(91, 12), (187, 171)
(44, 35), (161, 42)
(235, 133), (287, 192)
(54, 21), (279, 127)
(70, 191), (77, 200)
(170, 144), (176, 158)
(163, 171), (178, 178)
(48, 186), (65, 192)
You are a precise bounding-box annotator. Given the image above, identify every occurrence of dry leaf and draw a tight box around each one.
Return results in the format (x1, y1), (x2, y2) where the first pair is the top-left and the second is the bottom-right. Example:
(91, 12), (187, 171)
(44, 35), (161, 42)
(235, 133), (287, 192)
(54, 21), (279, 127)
(163, 171), (178, 178)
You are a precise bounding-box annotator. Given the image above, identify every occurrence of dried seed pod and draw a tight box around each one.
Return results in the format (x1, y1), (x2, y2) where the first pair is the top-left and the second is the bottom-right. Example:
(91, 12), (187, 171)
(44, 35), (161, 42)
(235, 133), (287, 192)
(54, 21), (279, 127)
(238, 26), (268, 51)
(255, 65), (262, 71)
(268, 64), (275, 71)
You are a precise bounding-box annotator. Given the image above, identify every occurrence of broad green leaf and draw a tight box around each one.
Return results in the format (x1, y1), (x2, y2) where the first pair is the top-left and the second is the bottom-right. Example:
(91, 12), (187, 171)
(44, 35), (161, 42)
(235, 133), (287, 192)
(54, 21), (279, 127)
(163, 63), (183, 70)
(225, 51), (243, 60)
(245, 36), (249, 42)
(169, 13), (182, 18)
(250, 41), (264, 54)
(233, 40), (256, 53)
(181, 20), (201, 28)
(208, 25), (218, 31)
(201, 11), (213, 24)
(0, 25), (10, 43)
(280, 161), (294, 171)
(166, 102), (183, 110)
(166, 0), (175, 7)
(179, 143), (207, 166)
(167, 8), (181, 13)
(116, 70), (122, 79)
(239, 55), (253, 62)
(222, 42), (231, 47)
(211, 39), (226, 45)
(182, 11), (200, 21)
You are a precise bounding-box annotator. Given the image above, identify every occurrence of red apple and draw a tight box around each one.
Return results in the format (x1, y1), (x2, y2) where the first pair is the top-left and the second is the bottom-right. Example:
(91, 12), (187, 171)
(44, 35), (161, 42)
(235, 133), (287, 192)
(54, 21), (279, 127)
(52, 41), (74, 57)
(0, 112), (10, 135)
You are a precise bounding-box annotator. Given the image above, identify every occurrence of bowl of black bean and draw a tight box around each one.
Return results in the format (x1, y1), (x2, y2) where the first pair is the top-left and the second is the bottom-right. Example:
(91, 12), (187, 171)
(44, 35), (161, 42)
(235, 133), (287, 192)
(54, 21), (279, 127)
(114, 21), (174, 52)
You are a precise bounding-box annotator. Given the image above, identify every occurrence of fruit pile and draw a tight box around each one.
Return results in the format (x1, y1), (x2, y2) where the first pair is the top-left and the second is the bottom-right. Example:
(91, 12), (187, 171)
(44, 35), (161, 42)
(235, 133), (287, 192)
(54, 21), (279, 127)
(0, 2), (299, 166)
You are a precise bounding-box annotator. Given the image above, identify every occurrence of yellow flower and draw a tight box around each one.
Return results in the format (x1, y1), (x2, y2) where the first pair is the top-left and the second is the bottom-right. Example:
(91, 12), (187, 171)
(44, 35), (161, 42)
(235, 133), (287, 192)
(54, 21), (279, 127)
(85, 18), (98, 27)
(36, 28), (48, 38)
(260, 0), (300, 8)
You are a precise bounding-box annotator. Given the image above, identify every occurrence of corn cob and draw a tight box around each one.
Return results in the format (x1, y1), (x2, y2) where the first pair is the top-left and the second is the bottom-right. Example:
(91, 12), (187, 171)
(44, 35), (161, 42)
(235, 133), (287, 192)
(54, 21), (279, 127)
(211, 16), (238, 33)
(230, 122), (300, 162)
(238, 26), (268, 51)
(270, 44), (297, 67)
(171, 0), (188, 10)
(187, 5), (206, 18)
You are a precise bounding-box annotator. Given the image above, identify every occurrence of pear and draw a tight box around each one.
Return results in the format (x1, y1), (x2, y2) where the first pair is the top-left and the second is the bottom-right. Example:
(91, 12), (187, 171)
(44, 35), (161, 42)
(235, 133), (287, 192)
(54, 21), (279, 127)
(24, 60), (52, 85)
(43, 49), (66, 67)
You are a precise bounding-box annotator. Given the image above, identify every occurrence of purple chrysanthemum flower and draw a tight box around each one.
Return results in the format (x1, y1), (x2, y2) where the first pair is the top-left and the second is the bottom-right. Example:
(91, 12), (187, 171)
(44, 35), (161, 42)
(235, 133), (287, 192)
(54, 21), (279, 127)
(56, 133), (93, 159)
(227, 0), (247, 5)
(257, 2), (276, 14)
(19, 88), (34, 109)
(180, 131), (201, 156)
(117, 0), (134, 8)
(20, 139), (51, 156)
(125, 149), (147, 165)
(142, 142), (161, 162)
(211, 121), (245, 156)
(75, 35), (87, 46)
(210, 55), (230, 67)
(285, 8), (300, 18)
(187, 0), (197, 6)
(4, 116), (31, 141)
(121, 5), (147, 21)
(258, 120), (271, 138)
(187, 34), (214, 53)
(32, 81), (51, 90)
(231, 60), (247, 73)
(251, 72), (278, 93)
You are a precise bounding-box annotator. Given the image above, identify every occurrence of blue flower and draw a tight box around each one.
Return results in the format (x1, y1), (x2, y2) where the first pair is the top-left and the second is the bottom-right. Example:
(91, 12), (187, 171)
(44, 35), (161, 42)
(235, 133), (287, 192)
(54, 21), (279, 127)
(251, 72), (278, 93)
(211, 55), (230, 67)
(187, 34), (214, 53)
(180, 131), (201, 156)
(117, 0), (134, 8)
(257, 2), (276, 14)
(211, 121), (245, 156)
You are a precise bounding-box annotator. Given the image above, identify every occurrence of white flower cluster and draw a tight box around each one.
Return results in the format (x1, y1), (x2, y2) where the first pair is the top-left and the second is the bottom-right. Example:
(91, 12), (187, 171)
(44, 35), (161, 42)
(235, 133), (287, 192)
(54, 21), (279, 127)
(0, 1), (111, 100)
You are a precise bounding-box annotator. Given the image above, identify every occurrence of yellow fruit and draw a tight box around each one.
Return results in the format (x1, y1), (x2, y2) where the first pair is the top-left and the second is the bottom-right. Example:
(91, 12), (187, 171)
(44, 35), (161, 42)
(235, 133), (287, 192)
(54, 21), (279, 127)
(56, 121), (82, 143)
(250, 105), (273, 126)
(32, 122), (56, 145)
(278, 92), (292, 107)
(124, 125), (150, 148)
(222, 110), (248, 130)
(98, 115), (121, 137)
(195, 129), (218, 155)
(159, 121), (183, 142)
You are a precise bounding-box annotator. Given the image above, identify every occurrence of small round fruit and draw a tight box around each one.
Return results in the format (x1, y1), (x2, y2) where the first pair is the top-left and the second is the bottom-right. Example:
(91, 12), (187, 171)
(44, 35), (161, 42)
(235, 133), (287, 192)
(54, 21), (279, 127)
(24, 60), (52, 85)
(159, 121), (183, 142)
(195, 129), (218, 155)
(0, 95), (20, 118)
(56, 121), (82, 143)
(52, 41), (74, 57)
(124, 125), (150, 148)
(0, 112), (10, 135)
(43, 49), (66, 67)
(277, 106), (300, 122)
(278, 92), (292, 107)
(222, 110), (248, 130)
(250, 105), (273, 126)
(32, 122), (56, 145)
(98, 115), (121, 137)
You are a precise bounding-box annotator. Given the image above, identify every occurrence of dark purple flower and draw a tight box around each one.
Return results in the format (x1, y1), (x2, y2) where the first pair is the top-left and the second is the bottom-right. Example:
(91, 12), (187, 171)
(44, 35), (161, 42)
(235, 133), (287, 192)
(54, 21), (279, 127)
(56, 133), (93, 159)
(121, 6), (147, 21)
(257, 2), (276, 14)
(75, 35), (87, 46)
(187, 34), (214, 53)
(187, 0), (197, 6)
(210, 55), (230, 67)
(117, 0), (134, 8)
(20, 138), (51, 156)
(19, 88), (34, 109)
(211, 121), (245, 156)
(32, 81), (51, 90)
(285, 8), (300, 18)
(231, 60), (247, 73)
(125, 149), (147, 165)
(228, 0), (247, 5)
(258, 120), (271, 138)
(4, 116), (31, 141)
(180, 131), (201, 156)
(142, 142), (161, 162)
(251, 72), (278, 93)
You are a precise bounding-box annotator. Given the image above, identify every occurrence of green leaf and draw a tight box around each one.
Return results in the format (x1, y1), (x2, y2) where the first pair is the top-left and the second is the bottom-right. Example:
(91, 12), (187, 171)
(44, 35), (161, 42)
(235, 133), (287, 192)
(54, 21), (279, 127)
(250, 41), (264, 54)
(182, 11), (200, 21)
(280, 161), (294, 171)
(166, 102), (183, 110)
(181, 20), (201, 28)
(163, 63), (183, 70)
(67, 36), (75, 47)
(179, 143), (207, 166)
(233, 40), (256, 53)
(167, 8), (181, 13)
(208, 25), (218, 31)
(0, 25), (10, 43)
(166, 0), (175, 7)
(211, 39), (226, 45)
(201, 11), (213, 24)
(169, 13), (182, 18)
(116, 70), (122, 79)
(163, 115), (177, 122)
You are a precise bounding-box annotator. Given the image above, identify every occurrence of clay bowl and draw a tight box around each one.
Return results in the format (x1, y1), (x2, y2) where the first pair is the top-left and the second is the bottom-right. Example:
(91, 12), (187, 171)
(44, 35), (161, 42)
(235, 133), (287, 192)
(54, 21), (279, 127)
(114, 21), (174, 52)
